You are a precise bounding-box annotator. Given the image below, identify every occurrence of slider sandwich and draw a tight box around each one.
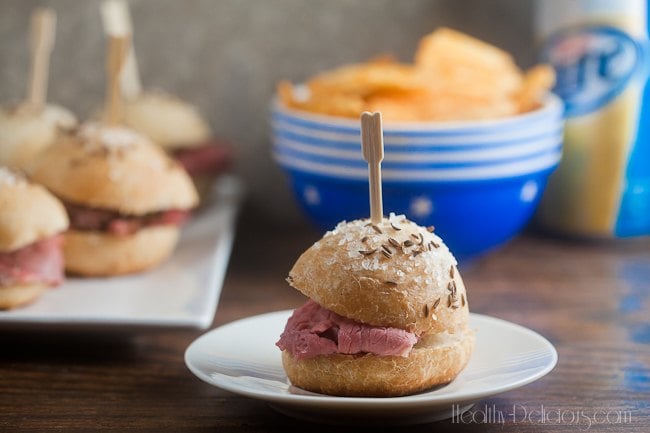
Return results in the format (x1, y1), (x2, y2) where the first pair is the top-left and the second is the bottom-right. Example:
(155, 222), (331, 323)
(0, 8), (77, 170)
(0, 7), (78, 171)
(99, 1), (230, 200)
(29, 122), (198, 276)
(0, 104), (77, 170)
(121, 91), (232, 199)
(276, 215), (475, 397)
(0, 167), (69, 308)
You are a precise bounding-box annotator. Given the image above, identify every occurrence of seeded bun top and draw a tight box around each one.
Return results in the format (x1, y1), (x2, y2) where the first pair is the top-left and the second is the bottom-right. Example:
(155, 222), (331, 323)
(29, 122), (198, 215)
(288, 215), (470, 335)
(0, 104), (78, 170)
(0, 167), (69, 252)
(122, 91), (211, 150)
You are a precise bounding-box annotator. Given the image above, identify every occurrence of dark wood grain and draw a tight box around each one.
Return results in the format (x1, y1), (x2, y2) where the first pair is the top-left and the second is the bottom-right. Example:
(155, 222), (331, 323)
(0, 223), (648, 433)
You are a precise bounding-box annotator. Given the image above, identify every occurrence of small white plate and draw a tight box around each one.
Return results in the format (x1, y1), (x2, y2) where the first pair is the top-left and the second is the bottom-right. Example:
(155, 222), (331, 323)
(0, 175), (242, 333)
(185, 310), (557, 425)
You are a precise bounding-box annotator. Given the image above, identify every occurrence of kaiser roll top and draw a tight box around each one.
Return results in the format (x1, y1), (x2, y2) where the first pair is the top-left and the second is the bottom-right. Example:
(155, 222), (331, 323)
(29, 122), (198, 215)
(122, 92), (211, 151)
(287, 215), (470, 335)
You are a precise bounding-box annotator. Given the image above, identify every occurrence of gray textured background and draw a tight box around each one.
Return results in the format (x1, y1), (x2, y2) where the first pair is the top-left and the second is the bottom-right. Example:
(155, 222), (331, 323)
(0, 0), (535, 224)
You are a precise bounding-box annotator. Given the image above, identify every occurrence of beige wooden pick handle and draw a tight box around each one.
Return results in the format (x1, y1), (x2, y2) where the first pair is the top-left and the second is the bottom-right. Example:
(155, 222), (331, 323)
(361, 111), (385, 225)
(103, 35), (130, 125)
(26, 8), (56, 111)
(100, 0), (142, 99)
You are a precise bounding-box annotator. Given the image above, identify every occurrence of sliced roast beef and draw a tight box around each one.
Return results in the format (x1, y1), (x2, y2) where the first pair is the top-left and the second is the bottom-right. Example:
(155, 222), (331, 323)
(106, 209), (191, 236)
(276, 300), (418, 360)
(173, 140), (231, 177)
(0, 235), (64, 287)
(338, 325), (417, 357)
(64, 201), (191, 236)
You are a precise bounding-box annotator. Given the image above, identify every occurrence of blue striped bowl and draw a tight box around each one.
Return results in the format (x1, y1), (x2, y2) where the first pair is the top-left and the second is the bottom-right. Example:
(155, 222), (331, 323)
(270, 95), (564, 260)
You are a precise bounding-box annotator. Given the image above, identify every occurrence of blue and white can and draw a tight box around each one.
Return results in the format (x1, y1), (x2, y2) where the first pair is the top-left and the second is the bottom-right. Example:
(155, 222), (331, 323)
(535, 0), (650, 237)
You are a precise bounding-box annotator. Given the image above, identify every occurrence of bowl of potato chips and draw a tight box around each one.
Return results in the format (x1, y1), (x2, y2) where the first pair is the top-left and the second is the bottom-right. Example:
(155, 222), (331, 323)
(271, 28), (564, 260)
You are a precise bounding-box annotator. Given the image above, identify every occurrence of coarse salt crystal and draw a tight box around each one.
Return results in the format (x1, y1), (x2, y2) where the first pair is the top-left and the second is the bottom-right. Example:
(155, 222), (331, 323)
(79, 122), (146, 153)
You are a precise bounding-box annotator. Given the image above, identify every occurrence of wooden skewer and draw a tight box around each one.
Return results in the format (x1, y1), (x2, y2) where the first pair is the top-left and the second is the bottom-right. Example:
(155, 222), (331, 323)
(100, 0), (141, 99)
(103, 35), (130, 125)
(26, 8), (56, 112)
(361, 111), (385, 225)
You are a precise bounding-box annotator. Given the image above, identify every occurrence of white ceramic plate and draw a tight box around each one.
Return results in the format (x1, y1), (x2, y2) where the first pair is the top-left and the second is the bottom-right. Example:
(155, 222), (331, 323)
(0, 175), (242, 333)
(185, 310), (557, 425)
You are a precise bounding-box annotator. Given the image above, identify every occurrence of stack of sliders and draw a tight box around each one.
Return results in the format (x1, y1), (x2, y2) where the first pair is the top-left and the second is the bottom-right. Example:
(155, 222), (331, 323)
(101, 0), (231, 200)
(0, 168), (69, 309)
(276, 113), (474, 396)
(29, 35), (198, 276)
(0, 8), (77, 171)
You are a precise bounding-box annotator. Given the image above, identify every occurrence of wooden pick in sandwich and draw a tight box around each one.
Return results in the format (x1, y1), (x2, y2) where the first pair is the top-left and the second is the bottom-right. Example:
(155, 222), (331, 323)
(103, 35), (130, 125)
(361, 111), (385, 225)
(100, 0), (142, 99)
(26, 7), (56, 112)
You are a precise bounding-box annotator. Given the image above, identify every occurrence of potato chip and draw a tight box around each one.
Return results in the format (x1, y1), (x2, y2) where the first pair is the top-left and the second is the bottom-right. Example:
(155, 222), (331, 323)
(277, 27), (555, 121)
(367, 91), (517, 122)
(516, 65), (556, 112)
(415, 27), (523, 98)
(301, 92), (365, 118)
(307, 60), (428, 97)
(415, 28), (516, 72)
(421, 94), (518, 121)
(277, 80), (297, 107)
(277, 81), (364, 118)
(365, 92), (432, 121)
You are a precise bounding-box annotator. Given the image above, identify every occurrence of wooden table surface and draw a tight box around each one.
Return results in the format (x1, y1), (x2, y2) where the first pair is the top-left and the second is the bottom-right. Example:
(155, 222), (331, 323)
(1, 223), (649, 432)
